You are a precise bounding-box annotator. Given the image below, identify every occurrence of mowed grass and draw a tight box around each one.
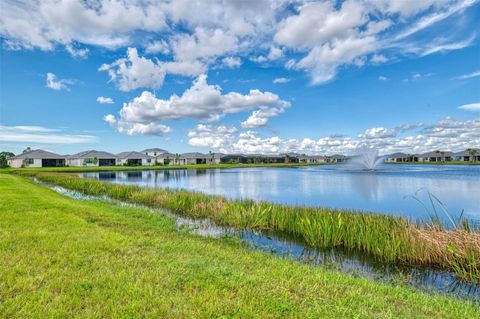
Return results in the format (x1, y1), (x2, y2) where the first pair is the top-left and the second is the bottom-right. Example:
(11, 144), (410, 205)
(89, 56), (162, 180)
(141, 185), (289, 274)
(27, 172), (480, 282)
(1, 174), (479, 318)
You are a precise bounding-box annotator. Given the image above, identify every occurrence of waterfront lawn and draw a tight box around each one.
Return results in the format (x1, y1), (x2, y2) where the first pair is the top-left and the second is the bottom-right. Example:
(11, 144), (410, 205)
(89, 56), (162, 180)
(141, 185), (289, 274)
(0, 162), (323, 174)
(0, 174), (478, 318)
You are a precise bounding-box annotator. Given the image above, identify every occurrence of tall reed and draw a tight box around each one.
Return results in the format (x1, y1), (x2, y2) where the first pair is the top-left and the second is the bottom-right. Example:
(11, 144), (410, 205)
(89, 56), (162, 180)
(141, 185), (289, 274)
(28, 172), (480, 282)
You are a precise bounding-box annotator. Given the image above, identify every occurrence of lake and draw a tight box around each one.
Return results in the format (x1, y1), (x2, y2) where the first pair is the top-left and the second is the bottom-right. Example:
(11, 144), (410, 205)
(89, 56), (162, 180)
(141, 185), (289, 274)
(79, 164), (480, 224)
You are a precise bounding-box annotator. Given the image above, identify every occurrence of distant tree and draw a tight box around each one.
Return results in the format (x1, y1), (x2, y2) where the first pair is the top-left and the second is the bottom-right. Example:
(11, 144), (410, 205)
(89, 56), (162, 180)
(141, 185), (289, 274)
(93, 157), (98, 165)
(0, 152), (15, 167)
(467, 148), (478, 163)
(22, 147), (32, 154)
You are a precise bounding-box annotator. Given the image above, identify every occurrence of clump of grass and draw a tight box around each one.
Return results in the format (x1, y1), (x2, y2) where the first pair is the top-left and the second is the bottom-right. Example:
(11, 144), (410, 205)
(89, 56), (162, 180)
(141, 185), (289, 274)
(29, 172), (480, 282)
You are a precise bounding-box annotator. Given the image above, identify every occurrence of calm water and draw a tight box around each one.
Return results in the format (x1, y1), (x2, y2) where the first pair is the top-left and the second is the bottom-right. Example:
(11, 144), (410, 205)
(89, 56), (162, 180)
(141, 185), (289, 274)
(79, 164), (480, 224)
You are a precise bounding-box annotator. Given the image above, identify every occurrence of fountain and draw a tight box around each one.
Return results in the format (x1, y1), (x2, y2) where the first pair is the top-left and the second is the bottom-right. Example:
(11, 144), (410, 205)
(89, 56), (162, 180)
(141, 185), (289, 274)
(348, 148), (384, 171)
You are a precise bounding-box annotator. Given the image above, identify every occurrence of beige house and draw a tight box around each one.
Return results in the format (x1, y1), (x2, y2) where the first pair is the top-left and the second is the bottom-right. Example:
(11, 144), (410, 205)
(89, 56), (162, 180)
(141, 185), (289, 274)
(8, 149), (65, 168)
(116, 151), (154, 166)
(67, 150), (117, 167)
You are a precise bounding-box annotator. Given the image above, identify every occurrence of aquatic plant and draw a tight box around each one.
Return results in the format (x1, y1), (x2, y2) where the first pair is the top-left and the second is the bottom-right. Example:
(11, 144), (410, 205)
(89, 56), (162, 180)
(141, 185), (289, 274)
(25, 171), (480, 282)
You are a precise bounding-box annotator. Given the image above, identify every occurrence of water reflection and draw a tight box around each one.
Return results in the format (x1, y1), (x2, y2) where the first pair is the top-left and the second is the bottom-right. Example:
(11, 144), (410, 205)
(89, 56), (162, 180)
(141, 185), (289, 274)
(79, 164), (480, 224)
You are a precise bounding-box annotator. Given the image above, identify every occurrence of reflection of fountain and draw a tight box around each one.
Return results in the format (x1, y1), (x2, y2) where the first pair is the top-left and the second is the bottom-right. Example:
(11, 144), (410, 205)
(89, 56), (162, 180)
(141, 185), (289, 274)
(349, 148), (384, 171)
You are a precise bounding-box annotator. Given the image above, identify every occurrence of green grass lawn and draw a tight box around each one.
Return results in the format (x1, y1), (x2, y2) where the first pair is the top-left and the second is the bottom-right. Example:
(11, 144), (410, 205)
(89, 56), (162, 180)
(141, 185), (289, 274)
(1, 174), (478, 318)
(0, 162), (325, 174)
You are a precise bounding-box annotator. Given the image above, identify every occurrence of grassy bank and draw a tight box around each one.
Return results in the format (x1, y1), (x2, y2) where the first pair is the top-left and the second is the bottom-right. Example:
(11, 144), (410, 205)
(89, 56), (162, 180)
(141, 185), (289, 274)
(26, 172), (480, 282)
(0, 162), (324, 174)
(1, 173), (479, 317)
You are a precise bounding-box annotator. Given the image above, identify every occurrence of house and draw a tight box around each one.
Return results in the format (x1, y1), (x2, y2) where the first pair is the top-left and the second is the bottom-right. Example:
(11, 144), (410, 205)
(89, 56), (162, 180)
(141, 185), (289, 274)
(326, 154), (347, 163)
(417, 151), (453, 162)
(453, 149), (480, 162)
(67, 150), (117, 167)
(7, 149), (65, 168)
(154, 152), (182, 165)
(116, 151), (154, 166)
(298, 155), (327, 163)
(181, 152), (209, 165)
(142, 148), (168, 157)
(385, 152), (410, 163)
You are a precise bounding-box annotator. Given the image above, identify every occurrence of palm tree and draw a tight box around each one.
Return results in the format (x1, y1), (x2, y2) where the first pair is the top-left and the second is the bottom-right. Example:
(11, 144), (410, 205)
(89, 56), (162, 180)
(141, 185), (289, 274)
(22, 147), (32, 154)
(208, 151), (215, 164)
(467, 148), (478, 163)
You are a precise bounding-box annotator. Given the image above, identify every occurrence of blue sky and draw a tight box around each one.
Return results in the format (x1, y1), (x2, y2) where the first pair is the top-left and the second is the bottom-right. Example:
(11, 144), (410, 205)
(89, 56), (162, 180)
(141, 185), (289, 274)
(0, 0), (479, 155)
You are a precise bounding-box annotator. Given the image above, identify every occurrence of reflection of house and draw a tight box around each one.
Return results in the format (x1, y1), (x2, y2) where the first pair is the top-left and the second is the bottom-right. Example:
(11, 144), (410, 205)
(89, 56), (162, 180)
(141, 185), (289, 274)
(417, 151), (453, 162)
(8, 149), (65, 168)
(453, 149), (480, 162)
(116, 151), (154, 166)
(142, 148), (168, 157)
(67, 150), (117, 167)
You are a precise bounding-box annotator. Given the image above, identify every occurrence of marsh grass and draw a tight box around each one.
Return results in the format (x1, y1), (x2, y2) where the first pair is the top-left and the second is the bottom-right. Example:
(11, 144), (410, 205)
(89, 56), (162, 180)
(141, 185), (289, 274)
(27, 172), (480, 282)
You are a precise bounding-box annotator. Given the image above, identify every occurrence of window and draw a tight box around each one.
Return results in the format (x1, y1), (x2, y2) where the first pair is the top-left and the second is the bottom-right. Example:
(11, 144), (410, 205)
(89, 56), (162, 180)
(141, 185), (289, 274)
(147, 159), (151, 163)
(84, 158), (93, 164)
(27, 158), (34, 165)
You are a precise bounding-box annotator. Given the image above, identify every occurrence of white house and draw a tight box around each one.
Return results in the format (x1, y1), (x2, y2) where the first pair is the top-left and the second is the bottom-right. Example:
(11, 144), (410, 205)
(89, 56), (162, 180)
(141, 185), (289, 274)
(116, 151), (154, 166)
(8, 149), (65, 168)
(67, 150), (117, 167)
(142, 148), (168, 157)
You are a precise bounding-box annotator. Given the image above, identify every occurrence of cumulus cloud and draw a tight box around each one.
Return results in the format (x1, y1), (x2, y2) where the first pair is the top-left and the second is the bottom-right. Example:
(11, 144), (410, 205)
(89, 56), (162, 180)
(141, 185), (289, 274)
(104, 114), (171, 136)
(371, 54), (388, 64)
(105, 74), (289, 135)
(1, 0), (476, 86)
(98, 47), (166, 92)
(188, 124), (238, 148)
(45, 73), (72, 91)
(378, 76), (388, 81)
(459, 103), (480, 112)
(0, 125), (96, 144)
(241, 106), (288, 129)
(96, 96), (114, 104)
(221, 57), (242, 69)
(359, 127), (397, 139)
(188, 117), (480, 155)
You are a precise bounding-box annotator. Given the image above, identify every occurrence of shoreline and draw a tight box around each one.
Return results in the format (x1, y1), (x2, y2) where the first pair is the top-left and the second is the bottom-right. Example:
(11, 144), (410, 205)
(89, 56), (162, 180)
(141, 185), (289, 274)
(22, 170), (480, 283)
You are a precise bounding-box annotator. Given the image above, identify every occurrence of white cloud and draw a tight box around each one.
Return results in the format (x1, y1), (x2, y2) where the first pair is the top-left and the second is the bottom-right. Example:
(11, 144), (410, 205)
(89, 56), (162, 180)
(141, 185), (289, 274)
(371, 54), (388, 64)
(1, 0), (476, 88)
(221, 57), (242, 69)
(188, 124), (238, 148)
(145, 40), (170, 55)
(455, 70), (480, 80)
(105, 74), (289, 135)
(98, 47), (165, 92)
(459, 103), (480, 112)
(0, 0), (167, 50)
(378, 75), (388, 81)
(241, 106), (288, 129)
(0, 125), (97, 144)
(188, 117), (480, 156)
(104, 114), (171, 136)
(359, 127), (397, 139)
(171, 28), (238, 62)
(96, 96), (114, 104)
(45, 72), (72, 91)
(273, 77), (290, 84)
